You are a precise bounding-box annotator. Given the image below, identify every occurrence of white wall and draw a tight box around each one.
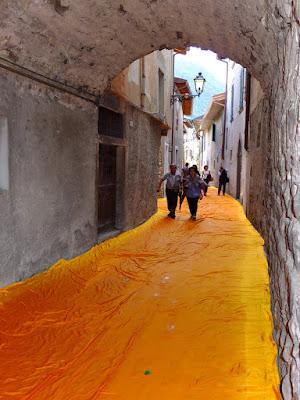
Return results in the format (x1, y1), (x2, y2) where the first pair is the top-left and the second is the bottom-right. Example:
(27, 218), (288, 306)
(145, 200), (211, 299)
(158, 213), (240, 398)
(223, 62), (247, 203)
(200, 112), (223, 185)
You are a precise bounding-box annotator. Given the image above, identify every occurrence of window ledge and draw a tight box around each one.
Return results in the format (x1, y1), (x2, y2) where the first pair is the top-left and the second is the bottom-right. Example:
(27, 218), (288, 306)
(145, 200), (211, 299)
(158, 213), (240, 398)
(238, 107), (244, 114)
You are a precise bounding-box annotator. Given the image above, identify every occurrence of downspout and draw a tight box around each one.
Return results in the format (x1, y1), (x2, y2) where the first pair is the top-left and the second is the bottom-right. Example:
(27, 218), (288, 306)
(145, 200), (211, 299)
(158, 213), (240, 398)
(171, 49), (187, 163)
(218, 57), (229, 160)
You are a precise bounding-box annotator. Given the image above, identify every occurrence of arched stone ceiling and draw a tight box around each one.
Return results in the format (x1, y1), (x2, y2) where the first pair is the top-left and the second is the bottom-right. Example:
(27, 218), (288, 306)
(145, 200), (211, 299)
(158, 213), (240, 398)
(0, 0), (282, 95)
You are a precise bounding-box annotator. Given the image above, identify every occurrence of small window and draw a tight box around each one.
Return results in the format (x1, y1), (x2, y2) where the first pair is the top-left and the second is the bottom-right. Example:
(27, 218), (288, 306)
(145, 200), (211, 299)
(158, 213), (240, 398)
(98, 107), (123, 139)
(158, 69), (165, 117)
(212, 123), (216, 142)
(230, 149), (233, 161)
(214, 160), (215, 169)
(0, 116), (9, 191)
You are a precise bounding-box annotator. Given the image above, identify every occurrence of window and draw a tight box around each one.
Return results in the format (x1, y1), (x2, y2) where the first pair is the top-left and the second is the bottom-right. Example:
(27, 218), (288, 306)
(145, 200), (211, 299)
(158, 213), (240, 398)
(239, 68), (244, 110)
(0, 116), (9, 191)
(98, 107), (123, 139)
(231, 85), (234, 121)
(212, 123), (216, 142)
(214, 160), (215, 169)
(230, 149), (233, 161)
(175, 146), (179, 166)
(158, 69), (165, 117)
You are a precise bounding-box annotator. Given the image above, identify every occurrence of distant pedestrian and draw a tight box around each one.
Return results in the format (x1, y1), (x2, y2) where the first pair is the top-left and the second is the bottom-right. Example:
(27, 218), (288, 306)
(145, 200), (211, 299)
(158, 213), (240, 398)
(202, 165), (211, 196)
(180, 163), (189, 209)
(218, 167), (228, 196)
(157, 164), (181, 218)
(185, 167), (207, 220)
(192, 164), (200, 176)
(181, 163), (189, 180)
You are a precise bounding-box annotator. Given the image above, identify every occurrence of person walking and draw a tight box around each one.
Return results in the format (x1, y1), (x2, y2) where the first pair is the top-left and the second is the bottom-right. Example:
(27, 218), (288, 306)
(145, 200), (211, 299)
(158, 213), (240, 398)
(218, 167), (228, 196)
(179, 163), (189, 209)
(192, 164), (200, 176)
(202, 165), (211, 196)
(184, 167), (207, 220)
(157, 164), (181, 219)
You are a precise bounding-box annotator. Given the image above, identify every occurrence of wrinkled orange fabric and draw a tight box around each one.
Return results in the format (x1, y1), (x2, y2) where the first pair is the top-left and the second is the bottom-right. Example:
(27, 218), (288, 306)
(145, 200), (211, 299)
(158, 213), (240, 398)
(0, 188), (280, 399)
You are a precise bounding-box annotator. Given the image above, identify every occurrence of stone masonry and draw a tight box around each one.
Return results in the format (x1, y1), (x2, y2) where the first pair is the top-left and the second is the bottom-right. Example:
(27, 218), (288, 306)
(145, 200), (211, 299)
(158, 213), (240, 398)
(1, 0), (300, 397)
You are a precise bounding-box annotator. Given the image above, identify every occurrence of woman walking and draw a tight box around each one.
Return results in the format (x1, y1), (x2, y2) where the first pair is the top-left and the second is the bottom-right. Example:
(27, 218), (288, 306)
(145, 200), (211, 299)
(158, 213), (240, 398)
(218, 167), (228, 196)
(185, 167), (207, 220)
(202, 165), (211, 196)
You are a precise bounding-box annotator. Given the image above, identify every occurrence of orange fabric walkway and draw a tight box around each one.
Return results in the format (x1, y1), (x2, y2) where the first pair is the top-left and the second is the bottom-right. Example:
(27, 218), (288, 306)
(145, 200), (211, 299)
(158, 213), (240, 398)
(0, 189), (280, 399)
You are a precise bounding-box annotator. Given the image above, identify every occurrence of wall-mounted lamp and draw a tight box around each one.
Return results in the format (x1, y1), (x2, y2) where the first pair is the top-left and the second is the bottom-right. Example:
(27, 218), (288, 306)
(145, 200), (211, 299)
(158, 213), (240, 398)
(170, 72), (206, 105)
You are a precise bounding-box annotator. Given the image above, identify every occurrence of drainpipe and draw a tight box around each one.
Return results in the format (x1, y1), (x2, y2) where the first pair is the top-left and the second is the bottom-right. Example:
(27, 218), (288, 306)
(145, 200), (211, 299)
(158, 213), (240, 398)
(217, 57), (229, 160)
(171, 49), (188, 163)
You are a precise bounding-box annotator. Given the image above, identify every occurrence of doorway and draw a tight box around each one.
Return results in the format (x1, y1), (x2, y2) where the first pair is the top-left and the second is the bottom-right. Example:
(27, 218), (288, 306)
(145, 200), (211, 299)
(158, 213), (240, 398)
(236, 140), (242, 200)
(98, 144), (117, 234)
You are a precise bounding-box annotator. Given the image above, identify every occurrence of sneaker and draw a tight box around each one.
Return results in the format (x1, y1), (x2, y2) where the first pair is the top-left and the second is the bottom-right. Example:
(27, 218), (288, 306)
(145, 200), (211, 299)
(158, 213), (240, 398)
(167, 212), (172, 217)
(192, 215), (196, 220)
(171, 214), (176, 219)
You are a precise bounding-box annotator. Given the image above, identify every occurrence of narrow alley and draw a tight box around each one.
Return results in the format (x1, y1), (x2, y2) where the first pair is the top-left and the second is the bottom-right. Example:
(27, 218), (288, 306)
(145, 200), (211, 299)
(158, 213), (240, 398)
(0, 190), (280, 399)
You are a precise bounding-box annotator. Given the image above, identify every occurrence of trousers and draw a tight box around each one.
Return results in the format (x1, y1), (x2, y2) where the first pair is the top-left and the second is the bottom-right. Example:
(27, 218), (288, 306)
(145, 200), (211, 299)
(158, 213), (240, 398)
(218, 182), (226, 195)
(187, 196), (199, 216)
(166, 188), (179, 216)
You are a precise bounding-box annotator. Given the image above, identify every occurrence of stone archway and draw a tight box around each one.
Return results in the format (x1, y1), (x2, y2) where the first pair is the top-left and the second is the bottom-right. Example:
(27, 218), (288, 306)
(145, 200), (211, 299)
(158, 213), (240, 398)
(1, 1), (300, 398)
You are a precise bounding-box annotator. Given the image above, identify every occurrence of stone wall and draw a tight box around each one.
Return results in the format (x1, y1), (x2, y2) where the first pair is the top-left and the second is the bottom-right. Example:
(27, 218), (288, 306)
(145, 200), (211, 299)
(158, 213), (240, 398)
(0, 71), (99, 287)
(2, 0), (300, 396)
(0, 77), (163, 288)
(124, 103), (161, 229)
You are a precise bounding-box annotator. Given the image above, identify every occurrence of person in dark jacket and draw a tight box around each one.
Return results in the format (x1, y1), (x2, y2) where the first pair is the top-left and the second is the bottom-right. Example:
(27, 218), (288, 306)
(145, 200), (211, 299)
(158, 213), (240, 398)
(218, 167), (228, 196)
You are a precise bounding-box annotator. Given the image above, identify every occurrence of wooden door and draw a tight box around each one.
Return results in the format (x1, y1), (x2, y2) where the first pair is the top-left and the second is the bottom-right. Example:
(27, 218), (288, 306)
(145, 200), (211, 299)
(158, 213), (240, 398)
(98, 144), (117, 233)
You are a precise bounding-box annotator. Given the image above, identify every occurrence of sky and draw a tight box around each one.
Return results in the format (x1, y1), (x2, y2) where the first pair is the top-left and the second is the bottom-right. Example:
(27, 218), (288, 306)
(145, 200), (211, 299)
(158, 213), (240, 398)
(174, 47), (227, 119)
(177, 48), (227, 84)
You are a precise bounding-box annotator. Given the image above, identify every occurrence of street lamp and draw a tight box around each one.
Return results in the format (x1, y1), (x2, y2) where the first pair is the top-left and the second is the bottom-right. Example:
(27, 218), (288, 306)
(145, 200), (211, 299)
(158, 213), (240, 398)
(170, 72), (206, 104)
(194, 72), (206, 95)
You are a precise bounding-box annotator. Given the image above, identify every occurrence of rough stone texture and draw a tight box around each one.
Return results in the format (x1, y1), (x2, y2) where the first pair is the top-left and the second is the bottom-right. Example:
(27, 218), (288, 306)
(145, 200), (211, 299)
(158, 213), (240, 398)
(1, 0), (277, 95)
(0, 70), (98, 287)
(124, 103), (161, 229)
(1, 0), (300, 397)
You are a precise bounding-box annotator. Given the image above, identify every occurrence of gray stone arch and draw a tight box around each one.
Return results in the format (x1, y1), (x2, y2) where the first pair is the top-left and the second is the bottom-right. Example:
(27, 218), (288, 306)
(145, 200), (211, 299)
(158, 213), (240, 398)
(2, 1), (300, 398)
(2, 1), (281, 94)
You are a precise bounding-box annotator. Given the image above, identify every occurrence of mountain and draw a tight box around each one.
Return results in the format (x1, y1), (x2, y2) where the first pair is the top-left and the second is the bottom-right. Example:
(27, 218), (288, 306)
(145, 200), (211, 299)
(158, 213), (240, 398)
(175, 52), (226, 120)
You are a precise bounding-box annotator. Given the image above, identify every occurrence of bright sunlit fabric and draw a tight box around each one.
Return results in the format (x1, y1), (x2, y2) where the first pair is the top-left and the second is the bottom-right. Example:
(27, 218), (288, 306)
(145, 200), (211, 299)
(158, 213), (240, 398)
(0, 188), (280, 399)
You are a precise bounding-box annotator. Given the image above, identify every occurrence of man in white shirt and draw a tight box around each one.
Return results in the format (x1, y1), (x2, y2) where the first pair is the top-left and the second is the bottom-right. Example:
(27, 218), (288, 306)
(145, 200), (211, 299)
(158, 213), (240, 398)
(157, 164), (181, 218)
